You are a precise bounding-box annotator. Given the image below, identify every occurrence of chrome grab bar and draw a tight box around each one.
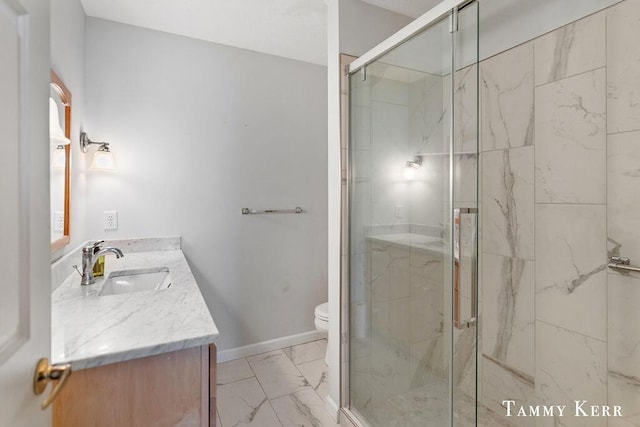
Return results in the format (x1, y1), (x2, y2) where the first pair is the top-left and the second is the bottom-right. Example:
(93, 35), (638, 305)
(608, 256), (640, 273)
(242, 207), (303, 215)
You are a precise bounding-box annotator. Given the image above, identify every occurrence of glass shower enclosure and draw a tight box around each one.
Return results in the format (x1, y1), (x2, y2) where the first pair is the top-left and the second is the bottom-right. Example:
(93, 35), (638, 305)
(345, 1), (479, 426)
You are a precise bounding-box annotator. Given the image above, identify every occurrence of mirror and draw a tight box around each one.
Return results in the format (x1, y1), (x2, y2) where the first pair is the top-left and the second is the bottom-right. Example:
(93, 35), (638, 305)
(50, 70), (71, 252)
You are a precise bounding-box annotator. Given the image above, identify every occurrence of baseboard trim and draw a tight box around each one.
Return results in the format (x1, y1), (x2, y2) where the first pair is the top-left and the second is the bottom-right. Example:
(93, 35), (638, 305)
(217, 330), (324, 362)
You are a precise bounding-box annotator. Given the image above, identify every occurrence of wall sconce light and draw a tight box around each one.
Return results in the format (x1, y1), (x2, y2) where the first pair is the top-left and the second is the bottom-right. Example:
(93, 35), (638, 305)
(403, 156), (422, 180)
(80, 132), (114, 170)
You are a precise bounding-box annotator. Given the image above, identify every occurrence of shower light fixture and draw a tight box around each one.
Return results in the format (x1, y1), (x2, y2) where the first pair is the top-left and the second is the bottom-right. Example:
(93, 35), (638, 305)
(403, 156), (422, 180)
(80, 132), (114, 170)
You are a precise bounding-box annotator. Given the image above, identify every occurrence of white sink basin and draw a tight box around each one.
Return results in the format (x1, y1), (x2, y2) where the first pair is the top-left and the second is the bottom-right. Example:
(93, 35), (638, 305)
(99, 267), (172, 296)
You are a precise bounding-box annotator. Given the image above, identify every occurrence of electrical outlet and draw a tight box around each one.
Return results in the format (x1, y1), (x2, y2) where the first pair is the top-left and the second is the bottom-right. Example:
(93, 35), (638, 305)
(104, 211), (118, 230)
(53, 211), (64, 232)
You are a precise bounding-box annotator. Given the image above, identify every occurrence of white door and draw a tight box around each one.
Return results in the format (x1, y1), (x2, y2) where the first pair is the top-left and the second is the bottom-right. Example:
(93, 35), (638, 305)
(0, 0), (54, 425)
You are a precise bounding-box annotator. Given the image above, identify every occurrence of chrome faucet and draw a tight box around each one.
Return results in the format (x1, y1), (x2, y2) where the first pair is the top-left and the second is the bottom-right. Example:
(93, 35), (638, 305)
(80, 242), (124, 285)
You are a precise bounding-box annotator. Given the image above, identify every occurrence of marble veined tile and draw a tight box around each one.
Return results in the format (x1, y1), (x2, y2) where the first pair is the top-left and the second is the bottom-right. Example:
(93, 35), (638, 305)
(296, 359), (329, 402)
(535, 204), (607, 341)
(270, 388), (339, 427)
(608, 371), (640, 427)
(607, 0), (640, 134)
(535, 68), (606, 204)
(370, 101), (410, 203)
(608, 130), (640, 273)
(217, 357), (254, 385)
(217, 377), (282, 427)
(482, 355), (534, 427)
(480, 42), (534, 151)
(482, 253), (534, 376)
(50, 236), (181, 291)
(534, 12), (605, 86)
(535, 321), (607, 427)
(481, 147), (534, 260)
(455, 64), (479, 155)
(409, 73), (445, 154)
(608, 273), (640, 381)
(282, 340), (326, 366)
(247, 350), (310, 399)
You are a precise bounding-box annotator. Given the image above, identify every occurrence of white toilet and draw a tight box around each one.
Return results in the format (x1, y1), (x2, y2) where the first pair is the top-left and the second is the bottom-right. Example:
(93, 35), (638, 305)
(314, 302), (329, 365)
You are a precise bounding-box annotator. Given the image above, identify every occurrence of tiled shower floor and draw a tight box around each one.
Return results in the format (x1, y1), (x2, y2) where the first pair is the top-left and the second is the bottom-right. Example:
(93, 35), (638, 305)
(217, 338), (509, 427)
(216, 339), (337, 427)
(354, 385), (510, 427)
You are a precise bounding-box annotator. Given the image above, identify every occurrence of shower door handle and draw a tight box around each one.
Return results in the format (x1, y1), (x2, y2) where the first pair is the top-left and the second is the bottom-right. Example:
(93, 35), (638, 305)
(454, 208), (477, 329)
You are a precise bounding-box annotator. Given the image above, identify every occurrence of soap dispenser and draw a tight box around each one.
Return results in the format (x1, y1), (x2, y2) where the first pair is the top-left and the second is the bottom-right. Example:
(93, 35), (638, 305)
(91, 240), (106, 277)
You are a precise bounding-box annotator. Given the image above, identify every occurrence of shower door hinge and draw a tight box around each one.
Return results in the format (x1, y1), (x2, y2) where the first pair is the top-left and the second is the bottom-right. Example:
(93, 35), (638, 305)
(449, 8), (459, 33)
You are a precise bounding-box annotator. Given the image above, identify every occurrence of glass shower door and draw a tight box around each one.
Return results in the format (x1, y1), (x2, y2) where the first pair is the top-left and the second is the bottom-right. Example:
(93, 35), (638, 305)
(347, 3), (478, 426)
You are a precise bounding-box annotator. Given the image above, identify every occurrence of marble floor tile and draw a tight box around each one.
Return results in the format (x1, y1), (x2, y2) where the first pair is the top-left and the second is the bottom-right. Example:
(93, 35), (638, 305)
(535, 204), (607, 341)
(271, 388), (339, 427)
(607, 0), (640, 134)
(217, 357), (255, 386)
(217, 377), (282, 427)
(534, 12), (605, 86)
(282, 340), (326, 366)
(535, 68), (606, 204)
(480, 41), (534, 151)
(297, 359), (330, 402)
(247, 350), (310, 399)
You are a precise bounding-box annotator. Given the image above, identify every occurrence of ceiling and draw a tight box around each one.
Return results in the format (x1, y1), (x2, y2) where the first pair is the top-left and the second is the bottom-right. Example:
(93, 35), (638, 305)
(80, 0), (439, 66)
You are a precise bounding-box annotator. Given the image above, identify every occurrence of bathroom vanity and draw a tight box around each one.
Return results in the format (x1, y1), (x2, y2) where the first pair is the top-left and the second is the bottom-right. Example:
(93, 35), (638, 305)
(50, 237), (219, 426)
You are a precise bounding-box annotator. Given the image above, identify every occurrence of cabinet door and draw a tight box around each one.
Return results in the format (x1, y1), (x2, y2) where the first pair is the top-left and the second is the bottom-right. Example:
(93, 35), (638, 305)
(53, 344), (217, 427)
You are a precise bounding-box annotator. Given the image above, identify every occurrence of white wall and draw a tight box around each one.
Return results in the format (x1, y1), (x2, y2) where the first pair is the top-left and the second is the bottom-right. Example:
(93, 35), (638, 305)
(50, 0), (87, 260)
(84, 18), (328, 351)
(338, 0), (413, 57)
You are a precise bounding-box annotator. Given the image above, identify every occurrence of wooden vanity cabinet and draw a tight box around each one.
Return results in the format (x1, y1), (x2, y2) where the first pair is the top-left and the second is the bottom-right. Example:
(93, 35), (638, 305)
(52, 344), (217, 427)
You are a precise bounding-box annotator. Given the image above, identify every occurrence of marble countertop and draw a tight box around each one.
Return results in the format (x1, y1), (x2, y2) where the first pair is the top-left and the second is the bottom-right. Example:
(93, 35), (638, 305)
(52, 245), (219, 370)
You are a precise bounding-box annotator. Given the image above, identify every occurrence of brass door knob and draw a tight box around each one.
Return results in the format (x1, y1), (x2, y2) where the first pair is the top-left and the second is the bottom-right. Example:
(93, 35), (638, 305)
(33, 358), (72, 409)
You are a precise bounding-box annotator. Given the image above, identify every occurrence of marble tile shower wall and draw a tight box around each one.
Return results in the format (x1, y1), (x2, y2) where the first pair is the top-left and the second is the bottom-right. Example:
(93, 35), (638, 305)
(479, 1), (640, 425)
